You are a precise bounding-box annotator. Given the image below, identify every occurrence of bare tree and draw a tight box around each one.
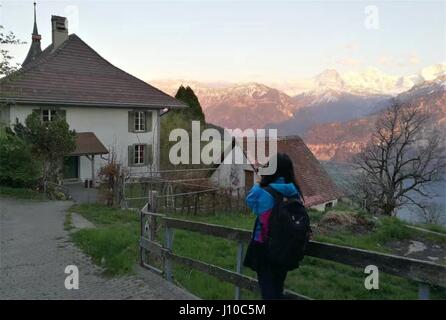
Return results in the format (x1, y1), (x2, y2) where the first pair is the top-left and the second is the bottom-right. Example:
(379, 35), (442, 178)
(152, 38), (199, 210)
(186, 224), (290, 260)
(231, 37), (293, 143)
(354, 101), (446, 216)
(413, 202), (445, 225)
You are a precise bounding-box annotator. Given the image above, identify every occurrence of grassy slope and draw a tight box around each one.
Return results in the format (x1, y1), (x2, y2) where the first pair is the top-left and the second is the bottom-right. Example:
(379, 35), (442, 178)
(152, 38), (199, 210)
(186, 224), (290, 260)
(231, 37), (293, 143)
(69, 204), (446, 299)
(69, 204), (140, 275)
(0, 186), (44, 200)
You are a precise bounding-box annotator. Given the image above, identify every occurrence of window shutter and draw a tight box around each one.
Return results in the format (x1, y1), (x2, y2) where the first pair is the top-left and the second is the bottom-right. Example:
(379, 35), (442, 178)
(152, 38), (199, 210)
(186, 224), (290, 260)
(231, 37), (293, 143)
(128, 111), (135, 132)
(32, 109), (41, 120)
(128, 145), (135, 166)
(58, 109), (67, 120)
(144, 144), (152, 165)
(145, 111), (152, 132)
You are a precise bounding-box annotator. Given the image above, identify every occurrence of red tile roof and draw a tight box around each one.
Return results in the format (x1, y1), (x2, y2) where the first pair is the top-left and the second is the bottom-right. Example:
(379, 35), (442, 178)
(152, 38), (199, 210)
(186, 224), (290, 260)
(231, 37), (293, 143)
(236, 135), (342, 207)
(1, 34), (187, 109)
(276, 136), (342, 207)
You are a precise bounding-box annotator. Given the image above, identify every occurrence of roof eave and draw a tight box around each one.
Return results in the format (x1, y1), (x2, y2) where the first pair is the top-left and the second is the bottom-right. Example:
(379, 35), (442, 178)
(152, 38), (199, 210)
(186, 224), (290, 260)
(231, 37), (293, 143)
(0, 97), (187, 109)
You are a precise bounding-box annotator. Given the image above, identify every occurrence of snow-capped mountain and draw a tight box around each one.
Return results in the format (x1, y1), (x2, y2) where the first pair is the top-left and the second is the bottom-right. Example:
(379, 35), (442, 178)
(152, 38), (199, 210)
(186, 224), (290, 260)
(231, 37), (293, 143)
(304, 75), (446, 162)
(269, 89), (390, 136)
(152, 80), (304, 129)
(150, 63), (446, 131)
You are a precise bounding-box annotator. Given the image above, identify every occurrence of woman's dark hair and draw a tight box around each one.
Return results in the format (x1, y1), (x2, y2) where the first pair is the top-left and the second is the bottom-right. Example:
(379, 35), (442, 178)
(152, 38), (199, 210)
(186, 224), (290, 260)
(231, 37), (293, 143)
(259, 153), (304, 201)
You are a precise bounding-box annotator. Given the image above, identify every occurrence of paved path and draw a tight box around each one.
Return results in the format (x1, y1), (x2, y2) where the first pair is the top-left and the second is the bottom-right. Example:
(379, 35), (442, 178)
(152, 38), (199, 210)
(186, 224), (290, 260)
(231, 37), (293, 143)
(64, 182), (98, 204)
(0, 197), (195, 300)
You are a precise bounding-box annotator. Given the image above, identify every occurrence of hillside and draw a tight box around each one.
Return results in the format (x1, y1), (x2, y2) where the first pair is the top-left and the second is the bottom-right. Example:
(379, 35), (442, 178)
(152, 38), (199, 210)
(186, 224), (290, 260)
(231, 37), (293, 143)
(304, 76), (446, 162)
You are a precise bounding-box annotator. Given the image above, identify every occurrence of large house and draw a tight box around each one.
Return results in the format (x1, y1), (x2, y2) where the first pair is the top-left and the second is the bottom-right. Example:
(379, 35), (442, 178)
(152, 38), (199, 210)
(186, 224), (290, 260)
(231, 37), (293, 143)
(210, 136), (343, 211)
(0, 11), (186, 184)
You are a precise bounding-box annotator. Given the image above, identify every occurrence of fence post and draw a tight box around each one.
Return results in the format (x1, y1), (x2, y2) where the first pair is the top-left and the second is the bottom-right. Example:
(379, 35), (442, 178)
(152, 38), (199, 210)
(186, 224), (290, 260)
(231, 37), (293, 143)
(418, 283), (430, 300)
(139, 209), (145, 267)
(234, 240), (244, 300)
(164, 226), (174, 282)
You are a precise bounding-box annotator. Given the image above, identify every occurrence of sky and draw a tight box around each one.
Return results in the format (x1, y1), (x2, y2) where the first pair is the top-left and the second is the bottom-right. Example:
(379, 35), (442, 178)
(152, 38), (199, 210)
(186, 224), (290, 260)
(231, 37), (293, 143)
(1, 0), (445, 84)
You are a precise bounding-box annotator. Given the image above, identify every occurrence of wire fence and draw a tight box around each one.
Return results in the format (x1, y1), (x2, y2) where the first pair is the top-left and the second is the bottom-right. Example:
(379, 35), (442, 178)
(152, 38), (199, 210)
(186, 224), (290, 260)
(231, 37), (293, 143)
(122, 168), (249, 215)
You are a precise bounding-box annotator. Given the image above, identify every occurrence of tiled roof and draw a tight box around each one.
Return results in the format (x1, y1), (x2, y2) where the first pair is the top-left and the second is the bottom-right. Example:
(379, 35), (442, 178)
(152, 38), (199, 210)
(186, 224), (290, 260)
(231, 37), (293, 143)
(1, 34), (187, 109)
(70, 132), (108, 156)
(236, 135), (342, 207)
(275, 136), (343, 207)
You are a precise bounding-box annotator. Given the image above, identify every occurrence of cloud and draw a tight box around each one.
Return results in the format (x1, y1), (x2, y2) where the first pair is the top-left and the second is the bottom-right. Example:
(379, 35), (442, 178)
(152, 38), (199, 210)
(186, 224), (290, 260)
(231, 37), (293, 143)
(344, 42), (359, 51)
(408, 53), (420, 65)
(378, 55), (394, 66)
(378, 53), (420, 67)
(336, 57), (362, 66)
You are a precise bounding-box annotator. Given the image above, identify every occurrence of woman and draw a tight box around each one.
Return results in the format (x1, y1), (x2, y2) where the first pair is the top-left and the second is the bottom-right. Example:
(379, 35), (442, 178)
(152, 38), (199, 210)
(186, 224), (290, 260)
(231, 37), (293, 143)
(244, 153), (304, 300)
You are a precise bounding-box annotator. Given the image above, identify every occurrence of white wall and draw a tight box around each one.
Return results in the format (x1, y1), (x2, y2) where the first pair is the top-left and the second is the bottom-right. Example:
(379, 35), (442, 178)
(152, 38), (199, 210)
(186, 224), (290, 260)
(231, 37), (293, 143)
(210, 143), (258, 191)
(8, 105), (160, 181)
(311, 199), (338, 212)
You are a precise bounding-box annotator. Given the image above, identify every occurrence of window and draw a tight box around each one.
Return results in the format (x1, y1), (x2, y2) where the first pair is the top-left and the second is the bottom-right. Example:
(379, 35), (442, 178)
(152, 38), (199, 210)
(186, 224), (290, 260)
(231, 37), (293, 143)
(134, 144), (145, 165)
(134, 111), (145, 132)
(42, 109), (57, 122)
(325, 202), (333, 210)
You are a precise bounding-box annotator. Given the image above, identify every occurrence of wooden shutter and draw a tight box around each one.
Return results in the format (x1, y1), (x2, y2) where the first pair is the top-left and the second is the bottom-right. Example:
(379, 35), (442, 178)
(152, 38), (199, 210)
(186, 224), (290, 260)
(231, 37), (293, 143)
(128, 145), (135, 166)
(128, 111), (135, 132)
(144, 111), (152, 132)
(32, 108), (41, 121)
(144, 144), (153, 165)
(57, 109), (67, 120)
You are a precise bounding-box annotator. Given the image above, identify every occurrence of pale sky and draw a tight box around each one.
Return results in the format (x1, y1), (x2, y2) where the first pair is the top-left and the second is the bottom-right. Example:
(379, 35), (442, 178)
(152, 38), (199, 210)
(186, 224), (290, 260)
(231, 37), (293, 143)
(1, 0), (445, 83)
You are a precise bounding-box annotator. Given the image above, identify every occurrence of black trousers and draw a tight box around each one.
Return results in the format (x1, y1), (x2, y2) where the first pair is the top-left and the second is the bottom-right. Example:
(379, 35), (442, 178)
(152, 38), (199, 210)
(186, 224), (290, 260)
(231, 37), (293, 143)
(256, 266), (288, 300)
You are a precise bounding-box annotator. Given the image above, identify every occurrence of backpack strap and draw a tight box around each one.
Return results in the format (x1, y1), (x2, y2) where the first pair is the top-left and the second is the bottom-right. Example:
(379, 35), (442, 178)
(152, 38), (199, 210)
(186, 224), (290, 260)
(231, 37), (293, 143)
(263, 186), (283, 205)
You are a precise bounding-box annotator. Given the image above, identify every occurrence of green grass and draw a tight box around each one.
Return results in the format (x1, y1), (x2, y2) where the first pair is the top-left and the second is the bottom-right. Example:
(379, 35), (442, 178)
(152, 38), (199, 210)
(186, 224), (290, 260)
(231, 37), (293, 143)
(166, 222), (446, 300)
(71, 225), (139, 276)
(412, 223), (446, 235)
(0, 185), (44, 200)
(69, 203), (446, 299)
(69, 204), (139, 226)
(64, 212), (74, 231)
(69, 204), (140, 276)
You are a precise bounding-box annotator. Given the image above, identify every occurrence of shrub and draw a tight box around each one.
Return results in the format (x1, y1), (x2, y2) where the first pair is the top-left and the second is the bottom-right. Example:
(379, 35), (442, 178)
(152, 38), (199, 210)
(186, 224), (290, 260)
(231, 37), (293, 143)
(0, 132), (40, 187)
(374, 217), (411, 242)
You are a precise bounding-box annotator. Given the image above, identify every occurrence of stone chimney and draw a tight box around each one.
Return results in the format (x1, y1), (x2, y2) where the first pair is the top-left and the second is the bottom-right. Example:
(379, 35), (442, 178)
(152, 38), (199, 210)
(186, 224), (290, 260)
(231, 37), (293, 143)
(51, 15), (68, 50)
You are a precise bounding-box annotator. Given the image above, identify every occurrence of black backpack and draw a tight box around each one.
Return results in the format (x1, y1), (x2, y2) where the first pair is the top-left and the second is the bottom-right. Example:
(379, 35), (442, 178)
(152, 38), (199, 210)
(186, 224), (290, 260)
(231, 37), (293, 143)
(263, 186), (311, 270)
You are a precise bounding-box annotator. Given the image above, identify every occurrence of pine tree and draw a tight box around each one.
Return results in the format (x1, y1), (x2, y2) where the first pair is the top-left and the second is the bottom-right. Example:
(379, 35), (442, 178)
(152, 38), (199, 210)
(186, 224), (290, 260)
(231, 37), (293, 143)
(174, 85), (205, 123)
(160, 85), (206, 169)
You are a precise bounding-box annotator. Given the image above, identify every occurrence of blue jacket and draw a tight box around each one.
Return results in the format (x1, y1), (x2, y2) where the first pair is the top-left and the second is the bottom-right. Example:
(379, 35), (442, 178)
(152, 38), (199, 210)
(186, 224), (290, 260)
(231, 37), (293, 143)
(246, 177), (300, 243)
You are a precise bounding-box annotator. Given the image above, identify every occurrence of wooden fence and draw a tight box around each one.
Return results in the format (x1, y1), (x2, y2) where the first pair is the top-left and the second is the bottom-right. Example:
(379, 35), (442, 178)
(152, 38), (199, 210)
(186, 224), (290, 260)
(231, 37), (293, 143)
(139, 204), (446, 300)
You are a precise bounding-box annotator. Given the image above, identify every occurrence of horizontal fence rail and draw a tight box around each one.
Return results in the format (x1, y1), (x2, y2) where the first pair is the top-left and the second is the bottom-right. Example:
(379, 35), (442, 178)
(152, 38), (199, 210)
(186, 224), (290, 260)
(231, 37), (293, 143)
(140, 206), (446, 300)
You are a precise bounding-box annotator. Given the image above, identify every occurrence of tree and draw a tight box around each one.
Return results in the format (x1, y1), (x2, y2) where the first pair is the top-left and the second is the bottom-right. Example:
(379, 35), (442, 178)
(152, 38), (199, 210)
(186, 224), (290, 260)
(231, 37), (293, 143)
(13, 112), (76, 185)
(0, 25), (25, 77)
(175, 85), (205, 122)
(354, 101), (446, 216)
(0, 129), (40, 187)
(1, 25), (25, 127)
(160, 85), (206, 169)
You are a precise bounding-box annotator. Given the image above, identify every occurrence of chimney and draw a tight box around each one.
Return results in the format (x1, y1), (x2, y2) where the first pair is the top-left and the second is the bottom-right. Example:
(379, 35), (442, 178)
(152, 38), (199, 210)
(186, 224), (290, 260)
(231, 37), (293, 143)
(51, 15), (68, 49)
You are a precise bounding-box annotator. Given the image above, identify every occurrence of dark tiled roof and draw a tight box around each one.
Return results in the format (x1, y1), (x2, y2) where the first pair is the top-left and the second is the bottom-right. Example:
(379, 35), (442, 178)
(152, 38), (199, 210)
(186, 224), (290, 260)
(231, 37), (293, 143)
(70, 132), (108, 156)
(1, 34), (187, 109)
(275, 136), (343, 207)
(237, 135), (342, 207)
